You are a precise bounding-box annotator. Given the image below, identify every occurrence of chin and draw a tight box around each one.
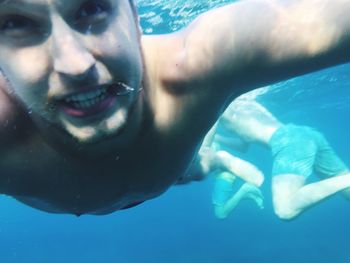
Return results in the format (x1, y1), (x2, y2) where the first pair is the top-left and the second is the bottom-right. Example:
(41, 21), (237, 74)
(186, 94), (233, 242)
(30, 107), (130, 157)
(60, 109), (129, 144)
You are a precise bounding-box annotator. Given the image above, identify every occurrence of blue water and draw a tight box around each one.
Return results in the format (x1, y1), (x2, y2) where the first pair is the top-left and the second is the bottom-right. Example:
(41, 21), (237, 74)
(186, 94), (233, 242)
(1, 1), (350, 262)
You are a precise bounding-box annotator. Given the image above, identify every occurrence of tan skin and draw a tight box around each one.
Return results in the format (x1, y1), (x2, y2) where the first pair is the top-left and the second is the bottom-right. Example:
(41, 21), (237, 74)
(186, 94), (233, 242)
(0, 0), (350, 215)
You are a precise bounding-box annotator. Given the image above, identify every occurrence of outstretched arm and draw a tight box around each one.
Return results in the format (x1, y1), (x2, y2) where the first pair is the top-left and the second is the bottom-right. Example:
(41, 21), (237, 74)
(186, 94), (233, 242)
(172, 0), (350, 96)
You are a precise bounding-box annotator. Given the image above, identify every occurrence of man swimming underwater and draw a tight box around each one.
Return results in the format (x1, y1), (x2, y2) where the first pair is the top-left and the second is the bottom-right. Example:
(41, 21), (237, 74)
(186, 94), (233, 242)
(196, 99), (350, 220)
(1, 0), (350, 215)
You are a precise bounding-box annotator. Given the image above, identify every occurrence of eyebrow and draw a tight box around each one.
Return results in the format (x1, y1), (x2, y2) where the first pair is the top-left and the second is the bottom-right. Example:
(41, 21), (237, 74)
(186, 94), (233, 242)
(0, 1), (51, 18)
(0, 0), (48, 9)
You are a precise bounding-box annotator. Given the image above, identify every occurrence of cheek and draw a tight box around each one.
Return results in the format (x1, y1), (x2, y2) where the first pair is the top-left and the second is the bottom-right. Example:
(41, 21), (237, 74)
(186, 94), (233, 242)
(92, 12), (141, 61)
(92, 31), (142, 78)
(92, 27), (139, 57)
(6, 47), (50, 92)
(92, 32), (120, 57)
(1, 47), (50, 106)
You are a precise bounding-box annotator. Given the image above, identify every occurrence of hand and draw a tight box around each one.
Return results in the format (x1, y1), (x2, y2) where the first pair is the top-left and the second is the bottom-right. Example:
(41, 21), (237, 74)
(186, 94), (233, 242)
(198, 146), (216, 174)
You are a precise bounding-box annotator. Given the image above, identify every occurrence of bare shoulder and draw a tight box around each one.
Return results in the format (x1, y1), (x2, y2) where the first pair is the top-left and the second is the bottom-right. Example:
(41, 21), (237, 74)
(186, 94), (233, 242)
(141, 34), (189, 86)
(141, 34), (223, 137)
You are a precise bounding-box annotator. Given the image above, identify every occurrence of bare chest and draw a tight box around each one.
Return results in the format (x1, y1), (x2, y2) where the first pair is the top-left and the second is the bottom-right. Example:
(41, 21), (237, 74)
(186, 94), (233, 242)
(0, 133), (199, 215)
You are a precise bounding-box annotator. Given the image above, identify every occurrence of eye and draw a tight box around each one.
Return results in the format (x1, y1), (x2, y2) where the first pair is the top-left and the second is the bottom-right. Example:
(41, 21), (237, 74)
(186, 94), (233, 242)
(0, 15), (39, 38)
(76, 0), (110, 21)
(74, 0), (111, 33)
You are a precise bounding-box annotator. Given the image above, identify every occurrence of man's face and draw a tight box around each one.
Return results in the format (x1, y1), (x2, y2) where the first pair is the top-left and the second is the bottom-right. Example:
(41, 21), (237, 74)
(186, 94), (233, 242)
(0, 0), (143, 145)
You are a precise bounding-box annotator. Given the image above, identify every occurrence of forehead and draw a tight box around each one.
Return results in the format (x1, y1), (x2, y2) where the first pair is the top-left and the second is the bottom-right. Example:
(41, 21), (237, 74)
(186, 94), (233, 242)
(0, 0), (66, 8)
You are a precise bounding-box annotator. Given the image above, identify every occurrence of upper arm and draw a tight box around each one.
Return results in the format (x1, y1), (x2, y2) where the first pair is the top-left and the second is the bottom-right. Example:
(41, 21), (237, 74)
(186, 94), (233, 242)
(178, 0), (350, 94)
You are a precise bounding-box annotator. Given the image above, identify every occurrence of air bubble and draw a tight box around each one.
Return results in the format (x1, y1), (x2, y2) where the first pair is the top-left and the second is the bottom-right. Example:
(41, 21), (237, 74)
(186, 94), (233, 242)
(115, 82), (136, 96)
(86, 24), (93, 35)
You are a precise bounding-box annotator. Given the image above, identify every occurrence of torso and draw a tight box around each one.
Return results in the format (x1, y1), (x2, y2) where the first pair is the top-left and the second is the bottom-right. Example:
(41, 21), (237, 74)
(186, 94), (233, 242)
(0, 107), (210, 215)
(223, 99), (283, 145)
(0, 35), (225, 215)
(0, 129), (200, 215)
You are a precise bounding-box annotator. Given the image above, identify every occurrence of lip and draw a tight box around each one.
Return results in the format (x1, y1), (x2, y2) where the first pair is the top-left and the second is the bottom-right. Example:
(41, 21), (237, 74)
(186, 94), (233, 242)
(55, 83), (113, 101)
(55, 83), (130, 118)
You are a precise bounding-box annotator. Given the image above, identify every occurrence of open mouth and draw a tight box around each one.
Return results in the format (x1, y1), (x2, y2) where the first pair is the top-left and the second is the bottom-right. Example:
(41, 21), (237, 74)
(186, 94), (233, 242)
(57, 83), (134, 118)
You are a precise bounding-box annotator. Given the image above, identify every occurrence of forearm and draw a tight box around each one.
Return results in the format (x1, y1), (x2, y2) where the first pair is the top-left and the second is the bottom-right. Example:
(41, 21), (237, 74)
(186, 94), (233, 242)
(235, 0), (350, 85)
(264, 0), (350, 66)
(215, 151), (264, 186)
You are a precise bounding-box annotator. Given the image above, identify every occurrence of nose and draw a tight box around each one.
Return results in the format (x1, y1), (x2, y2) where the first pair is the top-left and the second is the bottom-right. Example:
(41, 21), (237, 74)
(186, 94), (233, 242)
(51, 16), (96, 81)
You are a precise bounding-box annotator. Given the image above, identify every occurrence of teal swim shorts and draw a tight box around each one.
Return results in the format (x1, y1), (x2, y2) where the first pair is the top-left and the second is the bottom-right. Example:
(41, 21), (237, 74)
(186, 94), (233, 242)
(269, 124), (348, 178)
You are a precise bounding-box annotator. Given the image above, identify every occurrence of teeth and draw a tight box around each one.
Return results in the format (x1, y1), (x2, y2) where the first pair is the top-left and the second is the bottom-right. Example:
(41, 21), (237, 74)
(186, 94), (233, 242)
(64, 86), (109, 109)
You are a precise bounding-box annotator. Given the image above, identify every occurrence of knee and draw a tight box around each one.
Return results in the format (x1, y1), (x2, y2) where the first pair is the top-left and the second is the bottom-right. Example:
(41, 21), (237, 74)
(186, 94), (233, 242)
(214, 206), (228, 219)
(272, 175), (305, 220)
(274, 209), (297, 221)
(273, 203), (299, 220)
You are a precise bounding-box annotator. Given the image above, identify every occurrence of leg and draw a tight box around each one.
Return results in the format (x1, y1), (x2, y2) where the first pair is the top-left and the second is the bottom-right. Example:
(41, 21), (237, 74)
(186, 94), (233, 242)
(213, 171), (264, 219)
(270, 125), (350, 220)
(272, 172), (350, 220)
(313, 131), (350, 199)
